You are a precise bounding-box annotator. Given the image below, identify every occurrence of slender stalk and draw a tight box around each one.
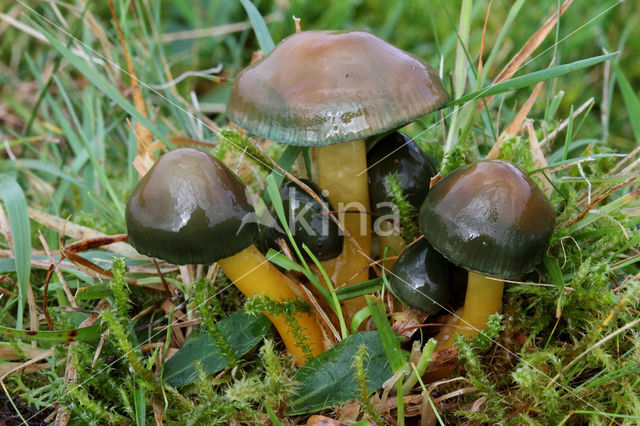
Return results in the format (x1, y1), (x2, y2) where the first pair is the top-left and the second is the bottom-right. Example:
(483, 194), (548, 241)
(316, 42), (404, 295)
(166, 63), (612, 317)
(313, 140), (372, 323)
(217, 245), (325, 364)
(458, 272), (504, 334)
(435, 272), (504, 351)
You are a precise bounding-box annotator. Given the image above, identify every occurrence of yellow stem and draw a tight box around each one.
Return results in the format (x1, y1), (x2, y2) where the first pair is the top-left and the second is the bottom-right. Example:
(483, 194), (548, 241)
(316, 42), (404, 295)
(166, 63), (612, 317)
(434, 271), (504, 352)
(313, 140), (371, 323)
(217, 245), (325, 364)
(458, 271), (504, 334)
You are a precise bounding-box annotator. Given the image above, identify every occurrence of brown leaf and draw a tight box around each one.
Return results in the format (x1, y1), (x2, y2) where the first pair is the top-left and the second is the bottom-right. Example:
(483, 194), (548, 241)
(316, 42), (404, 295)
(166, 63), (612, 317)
(391, 309), (427, 339)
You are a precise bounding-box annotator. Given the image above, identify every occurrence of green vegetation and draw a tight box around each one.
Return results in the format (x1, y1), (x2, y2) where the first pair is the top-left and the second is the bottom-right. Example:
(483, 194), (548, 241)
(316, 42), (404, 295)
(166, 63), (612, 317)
(1, 0), (639, 423)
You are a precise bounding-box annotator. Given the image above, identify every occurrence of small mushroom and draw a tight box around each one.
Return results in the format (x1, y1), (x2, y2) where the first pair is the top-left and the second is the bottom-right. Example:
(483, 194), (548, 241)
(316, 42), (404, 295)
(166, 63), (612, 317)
(259, 179), (343, 262)
(227, 30), (449, 321)
(367, 131), (436, 264)
(388, 238), (451, 315)
(418, 160), (555, 348)
(126, 148), (325, 364)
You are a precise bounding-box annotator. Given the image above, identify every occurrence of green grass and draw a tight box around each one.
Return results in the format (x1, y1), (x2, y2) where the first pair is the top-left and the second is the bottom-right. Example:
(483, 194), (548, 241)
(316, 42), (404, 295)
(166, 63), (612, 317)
(1, 0), (640, 423)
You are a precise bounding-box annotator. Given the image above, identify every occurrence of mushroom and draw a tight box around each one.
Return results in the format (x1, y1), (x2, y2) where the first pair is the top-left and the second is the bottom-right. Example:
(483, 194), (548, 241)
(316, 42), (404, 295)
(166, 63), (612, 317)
(126, 148), (325, 364)
(259, 179), (343, 262)
(368, 131), (436, 265)
(418, 160), (555, 348)
(227, 30), (449, 321)
(388, 238), (450, 315)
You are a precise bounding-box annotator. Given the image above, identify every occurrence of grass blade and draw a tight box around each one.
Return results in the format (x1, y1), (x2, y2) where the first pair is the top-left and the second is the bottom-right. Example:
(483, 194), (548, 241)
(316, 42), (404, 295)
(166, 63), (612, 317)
(134, 385), (146, 426)
(561, 105), (574, 161)
(263, 145), (302, 207)
(365, 297), (407, 374)
(449, 52), (618, 106)
(27, 17), (170, 148)
(611, 61), (640, 145)
(238, 0), (276, 54)
(480, 0), (525, 82)
(0, 323), (101, 342)
(0, 174), (30, 329)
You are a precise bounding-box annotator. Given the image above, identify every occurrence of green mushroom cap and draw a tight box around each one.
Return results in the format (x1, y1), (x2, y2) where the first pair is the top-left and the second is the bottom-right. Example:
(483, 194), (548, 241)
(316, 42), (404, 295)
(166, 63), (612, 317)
(226, 30), (449, 146)
(258, 179), (343, 261)
(419, 160), (555, 279)
(367, 132), (436, 216)
(126, 148), (258, 265)
(389, 238), (451, 315)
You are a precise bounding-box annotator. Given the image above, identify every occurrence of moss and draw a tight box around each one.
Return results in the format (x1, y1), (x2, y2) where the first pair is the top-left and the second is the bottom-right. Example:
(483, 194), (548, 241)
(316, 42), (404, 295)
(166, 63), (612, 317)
(385, 173), (421, 243)
(352, 344), (384, 424)
(192, 277), (237, 367)
(244, 294), (313, 362)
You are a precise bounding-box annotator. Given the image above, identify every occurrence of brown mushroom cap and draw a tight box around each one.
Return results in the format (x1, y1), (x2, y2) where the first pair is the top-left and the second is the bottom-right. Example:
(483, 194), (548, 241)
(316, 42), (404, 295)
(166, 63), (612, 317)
(418, 160), (556, 279)
(226, 30), (449, 145)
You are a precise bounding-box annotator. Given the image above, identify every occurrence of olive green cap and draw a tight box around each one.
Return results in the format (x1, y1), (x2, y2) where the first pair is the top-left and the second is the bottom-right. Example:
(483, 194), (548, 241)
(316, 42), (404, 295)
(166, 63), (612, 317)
(227, 30), (449, 146)
(419, 160), (555, 279)
(126, 148), (258, 264)
(389, 238), (451, 314)
(258, 179), (343, 261)
(367, 132), (436, 216)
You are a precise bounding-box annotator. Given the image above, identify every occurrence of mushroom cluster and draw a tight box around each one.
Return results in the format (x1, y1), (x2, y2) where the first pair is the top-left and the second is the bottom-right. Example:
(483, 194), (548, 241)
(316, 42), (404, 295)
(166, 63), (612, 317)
(227, 30), (449, 322)
(125, 30), (452, 367)
(124, 30), (556, 372)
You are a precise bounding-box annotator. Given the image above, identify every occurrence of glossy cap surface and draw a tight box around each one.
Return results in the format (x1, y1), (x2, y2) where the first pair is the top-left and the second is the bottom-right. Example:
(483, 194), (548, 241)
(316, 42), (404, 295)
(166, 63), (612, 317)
(419, 160), (555, 279)
(389, 238), (450, 314)
(126, 148), (258, 264)
(227, 30), (449, 146)
(258, 179), (343, 261)
(368, 132), (436, 215)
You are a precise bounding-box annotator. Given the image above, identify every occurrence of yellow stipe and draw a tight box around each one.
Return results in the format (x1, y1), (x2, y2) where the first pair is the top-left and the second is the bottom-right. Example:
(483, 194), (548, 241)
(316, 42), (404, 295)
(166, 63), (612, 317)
(314, 140), (371, 323)
(434, 271), (504, 352)
(217, 245), (325, 364)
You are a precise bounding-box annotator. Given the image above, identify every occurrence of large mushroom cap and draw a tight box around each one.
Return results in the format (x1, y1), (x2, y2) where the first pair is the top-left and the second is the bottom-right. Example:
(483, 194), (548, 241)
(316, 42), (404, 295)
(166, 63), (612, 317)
(227, 30), (449, 146)
(418, 160), (555, 279)
(126, 148), (258, 264)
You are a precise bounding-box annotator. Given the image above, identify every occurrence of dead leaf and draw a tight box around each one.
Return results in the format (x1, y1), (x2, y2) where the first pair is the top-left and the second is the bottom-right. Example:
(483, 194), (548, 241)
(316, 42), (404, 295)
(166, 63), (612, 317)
(391, 309), (427, 339)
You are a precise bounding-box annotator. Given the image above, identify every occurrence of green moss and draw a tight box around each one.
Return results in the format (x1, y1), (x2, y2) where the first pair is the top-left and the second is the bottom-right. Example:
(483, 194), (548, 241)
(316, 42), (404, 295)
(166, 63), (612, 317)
(216, 127), (283, 175)
(352, 344), (384, 424)
(244, 294), (313, 362)
(193, 277), (237, 367)
(385, 173), (421, 243)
